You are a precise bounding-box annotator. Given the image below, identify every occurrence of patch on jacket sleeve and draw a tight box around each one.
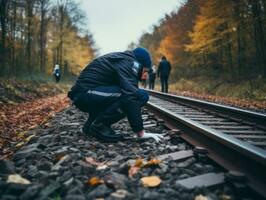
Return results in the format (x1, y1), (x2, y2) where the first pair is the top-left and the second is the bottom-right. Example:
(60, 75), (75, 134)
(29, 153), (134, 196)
(132, 61), (141, 76)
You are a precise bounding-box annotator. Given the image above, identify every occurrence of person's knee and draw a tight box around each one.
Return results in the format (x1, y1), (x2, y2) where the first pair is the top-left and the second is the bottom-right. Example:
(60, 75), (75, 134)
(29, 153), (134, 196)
(138, 89), (149, 106)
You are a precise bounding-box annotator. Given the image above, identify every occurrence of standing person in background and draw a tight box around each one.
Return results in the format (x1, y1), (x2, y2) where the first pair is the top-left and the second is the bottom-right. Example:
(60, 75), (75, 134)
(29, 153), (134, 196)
(157, 56), (171, 93)
(141, 70), (148, 88)
(53, 64), (61, 83)
(149, 65), (156, 90)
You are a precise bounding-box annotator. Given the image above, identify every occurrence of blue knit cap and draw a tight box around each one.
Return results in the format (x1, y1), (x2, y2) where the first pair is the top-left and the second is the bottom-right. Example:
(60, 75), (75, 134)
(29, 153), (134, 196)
(133, 47), (152, 69)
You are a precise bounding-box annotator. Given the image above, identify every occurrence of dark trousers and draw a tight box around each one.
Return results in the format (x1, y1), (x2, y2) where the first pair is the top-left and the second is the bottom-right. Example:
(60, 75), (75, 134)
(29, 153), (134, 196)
(73, 86), (148, 127)
(54, 74), (60, 82)
(160, 76), (169, 93)
(141, 79), (147, 88)
(149, 74), (155, 90)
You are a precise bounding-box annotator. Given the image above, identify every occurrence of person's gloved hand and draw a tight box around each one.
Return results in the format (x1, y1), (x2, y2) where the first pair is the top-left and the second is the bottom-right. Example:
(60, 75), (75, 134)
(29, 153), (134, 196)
(137, 130), (164, 142)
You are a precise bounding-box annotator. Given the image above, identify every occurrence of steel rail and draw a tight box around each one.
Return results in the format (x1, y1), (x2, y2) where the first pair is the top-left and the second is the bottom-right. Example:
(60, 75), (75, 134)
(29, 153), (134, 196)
(144, 91), (266, 198)
(145, 89), (266, 127)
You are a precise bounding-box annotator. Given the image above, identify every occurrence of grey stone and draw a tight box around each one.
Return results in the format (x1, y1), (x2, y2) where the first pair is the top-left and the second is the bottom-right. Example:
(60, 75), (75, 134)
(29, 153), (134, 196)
(37, 134), (54, 144)
(65, 194), (86, 200)
(19, 184), (42, 200)
(177, 157), (195, 168)
(159, 163), (168, 173)
(108, 151), (118, 157)
(63, 177), (74, 187)
(37, 161), (52, 171)
(66, 186), (84, 195)
(87, 184), (112, 198)
(179, 174), (190, 179)
(176, 173), (225, 190)
(160, 188), (176, 195)
(27, 165), (39, 178)
(0, 160), (16, 175)
(38, 181), (61, 198)
(117, 163), (130, 175)
(36, 143), (47, 150)
(204, 164), (215, 172)
(13, 144), (39, 161)
(110, 189), (128, 199)
(193, 163), (205, 173)
(143, 191), (161, 200)
(104, 172), (127, 189)
(5, 183), (28, 196)
(0, 195), (17, 200)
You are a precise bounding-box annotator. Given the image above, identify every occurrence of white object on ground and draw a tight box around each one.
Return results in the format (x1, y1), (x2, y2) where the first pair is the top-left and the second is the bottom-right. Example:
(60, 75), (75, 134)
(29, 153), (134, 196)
(7, 174), (31, 185)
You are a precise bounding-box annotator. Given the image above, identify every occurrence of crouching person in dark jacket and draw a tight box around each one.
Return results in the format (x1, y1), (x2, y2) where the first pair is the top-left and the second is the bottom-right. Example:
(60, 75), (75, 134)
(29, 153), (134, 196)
(68, 47), (163, 143)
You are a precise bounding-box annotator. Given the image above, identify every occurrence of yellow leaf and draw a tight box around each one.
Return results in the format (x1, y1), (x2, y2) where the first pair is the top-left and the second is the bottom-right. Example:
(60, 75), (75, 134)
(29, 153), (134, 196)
(17, 131), (27, 138)
(134, 159), (143, 167)
(87, 177), (104, 186)
(141, 176), (161, 187)
(15, 142), (24, 148)
(143, 159), (161, 168)
(25, 134), (35, 142)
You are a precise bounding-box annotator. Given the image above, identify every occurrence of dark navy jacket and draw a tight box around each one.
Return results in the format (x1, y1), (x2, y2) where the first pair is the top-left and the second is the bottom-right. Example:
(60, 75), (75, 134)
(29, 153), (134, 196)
(157, 60), (171, 77)
(68, 51), (145, 132)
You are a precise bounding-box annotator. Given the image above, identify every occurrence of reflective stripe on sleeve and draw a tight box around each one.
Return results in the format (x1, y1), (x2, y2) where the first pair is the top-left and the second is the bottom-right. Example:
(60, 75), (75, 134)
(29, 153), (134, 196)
(87, 90), (121, 97)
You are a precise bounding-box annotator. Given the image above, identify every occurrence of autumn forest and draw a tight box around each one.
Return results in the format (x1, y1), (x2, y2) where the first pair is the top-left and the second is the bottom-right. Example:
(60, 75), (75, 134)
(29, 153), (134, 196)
(0, 0), (97, 79)
(134, 0), (266, 88)
(1, 0), (266, 98)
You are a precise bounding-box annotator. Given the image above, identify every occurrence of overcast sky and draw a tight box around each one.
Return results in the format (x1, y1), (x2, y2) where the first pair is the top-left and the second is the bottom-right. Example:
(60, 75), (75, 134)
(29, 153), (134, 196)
(79, 0), (180, 55)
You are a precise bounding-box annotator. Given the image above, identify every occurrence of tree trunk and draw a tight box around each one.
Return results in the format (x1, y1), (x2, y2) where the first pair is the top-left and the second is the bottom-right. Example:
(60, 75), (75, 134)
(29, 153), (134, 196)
(249, 0), (266, 76)
(11, 1), (17, 75)
(40, 0), (46, 73)
(233, 0), (246, 80)
(26, 0), (34, 73)
(59, 5), (64, 71)
(227, 38), (233, 78)
(0, 0), (9, 74)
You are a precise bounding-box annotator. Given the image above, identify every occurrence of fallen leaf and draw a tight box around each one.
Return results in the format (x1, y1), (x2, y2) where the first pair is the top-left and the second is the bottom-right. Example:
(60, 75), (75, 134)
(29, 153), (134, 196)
(15, 142), (24, 148)
(134, 158), (143, 167)
(28, 125), (37, 130)
(141, 176), (161, 187)
(128, 158), (160, 178)
(85, 157), (106, 167)
(220, 194), (231, 200)
(96, 165), (108, 170)
(87, 177), (104, 186)
(55, 155), (70, 165)
(195, 194), (209, 200)
(0, 92), (69, 158)
(17, 131), (28, 138)
(143, 159), (161, 168)
(7, 174), (31, 185)
(128, 166), (140, 178)
(25, 134), (35, 142)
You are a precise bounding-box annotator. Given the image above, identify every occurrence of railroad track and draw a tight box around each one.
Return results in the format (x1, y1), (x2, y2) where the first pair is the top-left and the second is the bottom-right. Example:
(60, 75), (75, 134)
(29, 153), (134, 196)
(144, 89), (266, 198)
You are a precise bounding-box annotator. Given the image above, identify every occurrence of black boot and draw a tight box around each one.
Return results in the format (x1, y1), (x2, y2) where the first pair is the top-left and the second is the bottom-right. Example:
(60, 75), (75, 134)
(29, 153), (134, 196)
(89, 122), (124, 143)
